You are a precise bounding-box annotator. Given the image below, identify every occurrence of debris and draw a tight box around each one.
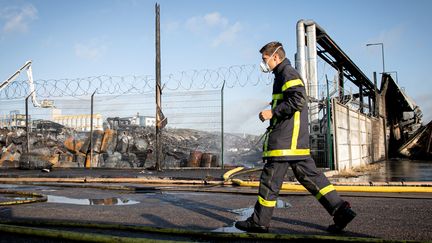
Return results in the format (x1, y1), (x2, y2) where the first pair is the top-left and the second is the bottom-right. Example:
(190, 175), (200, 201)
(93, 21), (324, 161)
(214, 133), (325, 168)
(0, 120), (261, 169)
(398, 120), (432, 159)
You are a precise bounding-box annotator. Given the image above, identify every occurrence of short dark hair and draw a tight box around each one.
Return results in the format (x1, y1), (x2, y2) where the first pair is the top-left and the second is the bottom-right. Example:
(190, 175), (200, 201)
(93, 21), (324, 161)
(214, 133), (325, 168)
(260, 41), (285, 59)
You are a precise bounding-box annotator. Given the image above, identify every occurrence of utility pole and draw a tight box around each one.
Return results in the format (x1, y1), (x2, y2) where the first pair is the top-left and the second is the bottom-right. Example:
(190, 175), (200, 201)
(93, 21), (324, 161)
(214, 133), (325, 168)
(155, 3), (162, 171)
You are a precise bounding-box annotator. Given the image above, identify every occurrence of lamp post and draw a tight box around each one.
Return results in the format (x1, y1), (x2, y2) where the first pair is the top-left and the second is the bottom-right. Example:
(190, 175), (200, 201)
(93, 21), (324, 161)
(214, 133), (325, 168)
(366, 42), (385, 73)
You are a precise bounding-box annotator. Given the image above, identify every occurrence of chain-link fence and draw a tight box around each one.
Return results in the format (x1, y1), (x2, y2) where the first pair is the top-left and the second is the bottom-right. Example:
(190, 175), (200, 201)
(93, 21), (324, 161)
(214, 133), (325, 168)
(1, 62), (350, 170)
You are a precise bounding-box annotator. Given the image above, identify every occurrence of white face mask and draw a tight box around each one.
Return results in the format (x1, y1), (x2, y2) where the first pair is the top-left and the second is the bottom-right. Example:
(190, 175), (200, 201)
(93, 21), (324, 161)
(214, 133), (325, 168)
(260, 46), (282, 73)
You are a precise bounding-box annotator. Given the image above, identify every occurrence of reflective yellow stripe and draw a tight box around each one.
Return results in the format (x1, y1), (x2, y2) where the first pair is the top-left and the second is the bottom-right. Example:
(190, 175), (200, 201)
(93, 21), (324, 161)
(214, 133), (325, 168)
(258, 195), (276, 207)
(271, 100), (278, 126)
(272, 94), (283, 100)
(272, 100), (278, 109)
(291, 111), (300, 150)
(264, 81), (306, 158)
(315, 185), (336, 200)
(263, 149), (310, 157)
(281, 79), (303, 91)
(263, 131), (271, 152)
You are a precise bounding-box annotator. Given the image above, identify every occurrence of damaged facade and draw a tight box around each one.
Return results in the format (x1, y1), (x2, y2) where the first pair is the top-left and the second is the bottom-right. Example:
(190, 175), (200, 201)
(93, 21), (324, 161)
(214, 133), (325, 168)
(380, 74), (430, 160)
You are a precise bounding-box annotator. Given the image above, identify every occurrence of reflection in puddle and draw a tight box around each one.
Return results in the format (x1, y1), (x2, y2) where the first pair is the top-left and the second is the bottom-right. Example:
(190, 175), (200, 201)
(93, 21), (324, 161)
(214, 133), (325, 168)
(213, 199), (292, 232)
(47, 195), (139, 206)
(1, 195), (36, 201)
(0, 184), (57, 192)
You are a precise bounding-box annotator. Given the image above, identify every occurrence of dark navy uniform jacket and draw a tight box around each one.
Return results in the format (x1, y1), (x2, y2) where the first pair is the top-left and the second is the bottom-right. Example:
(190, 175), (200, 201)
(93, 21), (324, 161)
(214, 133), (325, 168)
(263, 58), (311, 161)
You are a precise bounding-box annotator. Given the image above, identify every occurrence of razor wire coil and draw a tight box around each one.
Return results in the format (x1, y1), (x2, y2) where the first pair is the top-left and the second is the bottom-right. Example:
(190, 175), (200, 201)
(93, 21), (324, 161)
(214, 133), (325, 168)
(1, 65), (273, 100)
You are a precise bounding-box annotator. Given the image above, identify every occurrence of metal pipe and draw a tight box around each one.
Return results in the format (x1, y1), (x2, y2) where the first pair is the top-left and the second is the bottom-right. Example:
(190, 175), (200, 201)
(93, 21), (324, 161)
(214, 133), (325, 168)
(305, 22), (320, 134)
(296, 20), (307, 85)
(325, 75), (333, 170)
(381, 44), (385, 73)
(306, 23), (319, 99)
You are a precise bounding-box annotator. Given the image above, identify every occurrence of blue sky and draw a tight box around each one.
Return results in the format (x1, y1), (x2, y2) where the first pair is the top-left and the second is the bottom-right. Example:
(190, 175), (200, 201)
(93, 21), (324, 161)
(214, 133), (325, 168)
(1, 0), (432, 134)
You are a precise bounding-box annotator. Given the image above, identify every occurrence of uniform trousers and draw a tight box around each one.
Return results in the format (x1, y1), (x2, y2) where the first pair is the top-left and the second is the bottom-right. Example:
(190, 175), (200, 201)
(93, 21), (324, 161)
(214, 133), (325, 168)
(252, 157), (344, 227)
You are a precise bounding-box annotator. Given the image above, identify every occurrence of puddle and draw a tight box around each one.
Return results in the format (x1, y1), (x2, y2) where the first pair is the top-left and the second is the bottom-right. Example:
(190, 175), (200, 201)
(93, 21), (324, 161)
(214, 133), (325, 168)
(0, 185), (37, 190)
(0, 194), (37, 202)
(0, 184), (57, 192)
(5, 196), (36, 201)
(213, 199), (292, 232)
(47, 195), (139, 206)
(275, 199), (292, 209)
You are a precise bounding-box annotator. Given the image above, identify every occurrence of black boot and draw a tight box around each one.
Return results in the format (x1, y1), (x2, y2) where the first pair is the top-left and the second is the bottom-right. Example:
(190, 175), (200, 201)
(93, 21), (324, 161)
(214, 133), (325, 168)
(235, 217), (269, 233)
(327, 201), (356, 233)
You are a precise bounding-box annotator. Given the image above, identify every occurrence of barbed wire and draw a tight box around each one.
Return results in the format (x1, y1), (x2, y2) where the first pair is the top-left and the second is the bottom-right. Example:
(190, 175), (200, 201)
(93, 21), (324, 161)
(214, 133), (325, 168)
(0, 64), (273, 100)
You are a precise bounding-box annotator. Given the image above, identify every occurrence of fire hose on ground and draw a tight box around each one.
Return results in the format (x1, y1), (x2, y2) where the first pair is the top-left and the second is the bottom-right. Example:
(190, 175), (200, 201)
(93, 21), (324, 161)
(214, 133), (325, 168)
(0, 167), (431, 242)
(223, 167), (432, 193)
(0, 219), (422, 243)
(0, 167), (431, 193)
(0, 189), (46, 206)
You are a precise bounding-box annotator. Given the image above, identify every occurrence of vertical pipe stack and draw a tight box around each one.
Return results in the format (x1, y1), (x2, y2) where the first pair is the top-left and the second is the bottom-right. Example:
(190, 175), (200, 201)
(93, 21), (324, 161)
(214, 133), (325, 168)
(296, 20), (320, 134)
(305, 23), (319, 132)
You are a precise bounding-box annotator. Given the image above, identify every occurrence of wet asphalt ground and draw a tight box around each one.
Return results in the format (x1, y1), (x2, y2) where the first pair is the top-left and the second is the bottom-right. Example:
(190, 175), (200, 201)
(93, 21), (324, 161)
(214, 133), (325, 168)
(0, 168), (432, 242)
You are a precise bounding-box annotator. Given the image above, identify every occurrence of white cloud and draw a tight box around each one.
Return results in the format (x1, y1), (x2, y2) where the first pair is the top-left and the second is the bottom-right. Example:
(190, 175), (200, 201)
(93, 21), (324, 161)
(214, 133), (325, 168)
(186, 12), (229, 33)
(185, 12), (241, 47)
(204, 12), (228, 27)
(74, 39), (107, 61)
(0, 4), (38, 34)
(185, 16), (203, 33)
(212, 22), (242, 47)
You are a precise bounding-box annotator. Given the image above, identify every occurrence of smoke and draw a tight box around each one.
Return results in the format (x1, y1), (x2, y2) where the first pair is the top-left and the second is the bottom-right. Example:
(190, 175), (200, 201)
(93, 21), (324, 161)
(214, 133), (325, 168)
(225, 98), (270, 135)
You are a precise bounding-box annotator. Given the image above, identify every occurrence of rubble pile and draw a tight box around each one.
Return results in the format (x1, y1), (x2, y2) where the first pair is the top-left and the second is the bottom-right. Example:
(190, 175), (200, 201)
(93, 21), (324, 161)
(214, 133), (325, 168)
(0, 124), (262, 170)
(398, 120), (432, 160)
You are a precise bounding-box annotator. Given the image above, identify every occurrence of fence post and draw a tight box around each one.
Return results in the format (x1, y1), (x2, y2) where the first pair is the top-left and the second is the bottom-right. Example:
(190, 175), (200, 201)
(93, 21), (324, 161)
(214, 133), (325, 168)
(220, 80), (225, 169)
(325, 75), (333, 170)
(25, 91), (35, 164)
(87, 90), (96, 169)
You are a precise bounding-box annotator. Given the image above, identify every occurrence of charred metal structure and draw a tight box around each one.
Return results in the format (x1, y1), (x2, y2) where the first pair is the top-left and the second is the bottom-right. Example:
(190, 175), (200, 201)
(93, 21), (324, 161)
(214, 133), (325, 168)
(380, 74), (425, 158)
(296, 20), (377, 123)
(296, 19), (428, 169)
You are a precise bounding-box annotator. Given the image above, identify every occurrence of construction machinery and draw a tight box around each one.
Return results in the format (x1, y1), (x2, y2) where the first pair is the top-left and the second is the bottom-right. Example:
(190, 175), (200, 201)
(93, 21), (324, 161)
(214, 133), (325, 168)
(0, 60), (54, 108)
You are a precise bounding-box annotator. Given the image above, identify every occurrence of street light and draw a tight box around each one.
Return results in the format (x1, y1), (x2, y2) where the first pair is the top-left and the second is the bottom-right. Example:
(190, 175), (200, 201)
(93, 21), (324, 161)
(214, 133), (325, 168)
(366, 42), (385, 73)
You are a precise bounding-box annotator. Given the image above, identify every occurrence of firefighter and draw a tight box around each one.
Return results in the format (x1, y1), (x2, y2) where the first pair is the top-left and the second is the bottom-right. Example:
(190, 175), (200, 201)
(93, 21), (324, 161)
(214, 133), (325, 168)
(234, 41), (356, 233)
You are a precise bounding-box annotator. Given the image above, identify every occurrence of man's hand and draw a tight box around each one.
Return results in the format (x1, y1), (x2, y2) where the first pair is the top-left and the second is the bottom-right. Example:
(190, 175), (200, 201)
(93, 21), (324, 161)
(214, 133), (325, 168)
(259, 109), (273, 122)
